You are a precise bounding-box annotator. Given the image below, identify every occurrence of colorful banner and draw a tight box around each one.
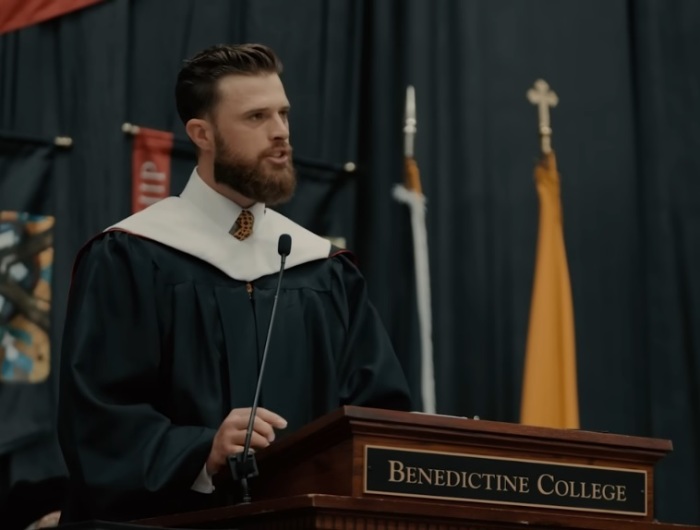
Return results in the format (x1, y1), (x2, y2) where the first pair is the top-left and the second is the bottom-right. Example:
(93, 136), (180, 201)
(0, 0), (104, 35)
(0, 212), (54, 384)
(131, 127), (173, 213)
(0, 138), (55, 456)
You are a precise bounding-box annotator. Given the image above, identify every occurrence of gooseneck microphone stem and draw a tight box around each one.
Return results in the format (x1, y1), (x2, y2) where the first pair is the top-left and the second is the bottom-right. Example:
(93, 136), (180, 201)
(231, 234), (292, 504)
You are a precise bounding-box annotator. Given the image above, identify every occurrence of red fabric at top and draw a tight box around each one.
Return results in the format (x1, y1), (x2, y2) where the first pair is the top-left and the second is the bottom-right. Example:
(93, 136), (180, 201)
(0, 0), (104, 35)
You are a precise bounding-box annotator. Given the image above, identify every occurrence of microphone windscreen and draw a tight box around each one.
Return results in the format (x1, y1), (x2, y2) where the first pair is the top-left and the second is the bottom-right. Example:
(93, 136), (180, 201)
(278, 234), (292, 256)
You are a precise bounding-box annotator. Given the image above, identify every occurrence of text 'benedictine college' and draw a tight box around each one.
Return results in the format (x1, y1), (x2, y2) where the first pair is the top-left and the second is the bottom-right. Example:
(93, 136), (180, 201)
(387, 459), (628, 502)
(363, 446), (646, 516)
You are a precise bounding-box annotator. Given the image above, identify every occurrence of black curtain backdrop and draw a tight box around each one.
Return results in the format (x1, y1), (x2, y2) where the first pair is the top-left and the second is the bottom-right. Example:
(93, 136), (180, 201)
(630, 0), (700, 516)
(0, 0), (698, 526)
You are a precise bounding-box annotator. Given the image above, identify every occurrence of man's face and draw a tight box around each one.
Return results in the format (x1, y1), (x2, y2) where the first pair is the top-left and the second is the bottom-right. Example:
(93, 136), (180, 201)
(210, 73), (296, 205)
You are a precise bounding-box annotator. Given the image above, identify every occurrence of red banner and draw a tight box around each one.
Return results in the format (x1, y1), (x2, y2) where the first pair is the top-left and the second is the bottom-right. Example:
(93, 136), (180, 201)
(0, 0), (104, 35)
(131, 127), (173, 213)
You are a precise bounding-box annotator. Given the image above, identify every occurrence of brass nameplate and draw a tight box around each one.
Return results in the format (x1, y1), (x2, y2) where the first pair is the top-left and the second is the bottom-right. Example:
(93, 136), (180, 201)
(363, 446), (646, 516)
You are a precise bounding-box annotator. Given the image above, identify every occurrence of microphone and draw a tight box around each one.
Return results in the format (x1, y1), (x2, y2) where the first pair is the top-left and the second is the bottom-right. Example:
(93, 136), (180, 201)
(229, 233), (292, 503)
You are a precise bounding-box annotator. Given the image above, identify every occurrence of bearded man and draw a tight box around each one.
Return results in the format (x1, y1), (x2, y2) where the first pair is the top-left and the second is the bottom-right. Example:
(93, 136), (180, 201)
(57, 43), (411, 524)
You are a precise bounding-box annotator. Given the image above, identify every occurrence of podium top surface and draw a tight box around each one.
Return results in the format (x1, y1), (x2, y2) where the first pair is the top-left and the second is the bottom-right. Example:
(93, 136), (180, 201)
(261, 406), (672, 459)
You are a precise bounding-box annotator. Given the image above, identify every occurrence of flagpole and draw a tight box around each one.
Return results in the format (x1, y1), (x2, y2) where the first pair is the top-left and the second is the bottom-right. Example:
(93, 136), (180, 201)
(520, 79), (579, 429)
(392, 85), (436, 414)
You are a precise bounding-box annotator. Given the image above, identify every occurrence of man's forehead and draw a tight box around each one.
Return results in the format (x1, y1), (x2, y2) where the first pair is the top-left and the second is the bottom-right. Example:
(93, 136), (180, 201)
(216, 73), (289, 108)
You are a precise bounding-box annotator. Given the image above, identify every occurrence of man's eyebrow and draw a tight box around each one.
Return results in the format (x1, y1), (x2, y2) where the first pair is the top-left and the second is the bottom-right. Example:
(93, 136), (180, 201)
(244, 104), (291, 114)
(244, 107), (270, 114)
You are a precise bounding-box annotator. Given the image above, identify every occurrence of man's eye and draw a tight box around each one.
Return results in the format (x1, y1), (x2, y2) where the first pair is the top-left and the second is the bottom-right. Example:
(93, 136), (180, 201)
(250, 113), (264, 121)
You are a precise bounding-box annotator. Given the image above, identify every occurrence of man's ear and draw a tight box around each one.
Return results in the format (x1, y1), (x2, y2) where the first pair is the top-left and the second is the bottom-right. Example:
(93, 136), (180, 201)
(185, 118), (214, 152)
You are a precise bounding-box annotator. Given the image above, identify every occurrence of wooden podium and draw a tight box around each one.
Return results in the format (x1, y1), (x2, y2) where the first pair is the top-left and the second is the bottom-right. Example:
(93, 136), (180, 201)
(136, 406), (698, 530)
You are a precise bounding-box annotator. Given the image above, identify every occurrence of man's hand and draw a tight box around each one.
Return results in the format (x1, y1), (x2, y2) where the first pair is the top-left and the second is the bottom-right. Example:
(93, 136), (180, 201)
(206, 407), (287, 475)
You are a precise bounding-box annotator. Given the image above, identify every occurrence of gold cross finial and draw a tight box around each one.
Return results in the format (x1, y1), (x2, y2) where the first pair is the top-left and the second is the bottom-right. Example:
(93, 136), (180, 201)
(527, 79), (558, 154)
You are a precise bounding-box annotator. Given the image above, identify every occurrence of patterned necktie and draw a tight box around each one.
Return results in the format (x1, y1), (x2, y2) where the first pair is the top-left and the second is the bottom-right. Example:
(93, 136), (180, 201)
(231, 209), (254, 240)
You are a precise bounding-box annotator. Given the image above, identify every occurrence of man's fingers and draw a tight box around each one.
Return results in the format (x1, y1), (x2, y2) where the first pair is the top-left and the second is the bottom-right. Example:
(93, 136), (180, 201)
(254, 407), (288, 429)
(240, 430), (272, 449)
(221, 427), (271, 449)
(211, 407), (286, 477)
(227, 413), (274, 440)
(252, 415), (280, 442)
(227, 407), (288, 432)
(219, 444), (245, 459)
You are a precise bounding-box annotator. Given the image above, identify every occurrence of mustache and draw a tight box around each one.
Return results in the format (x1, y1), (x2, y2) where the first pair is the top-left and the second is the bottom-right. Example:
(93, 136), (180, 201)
(259, 143), (293, 158)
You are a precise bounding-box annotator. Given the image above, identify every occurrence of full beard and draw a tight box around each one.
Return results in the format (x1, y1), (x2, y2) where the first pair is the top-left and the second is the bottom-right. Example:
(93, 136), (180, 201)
(213, 133), (296, 206)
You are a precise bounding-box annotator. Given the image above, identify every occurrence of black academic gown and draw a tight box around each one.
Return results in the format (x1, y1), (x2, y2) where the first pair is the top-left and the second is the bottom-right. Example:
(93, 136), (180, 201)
(57, 231), (412, 523)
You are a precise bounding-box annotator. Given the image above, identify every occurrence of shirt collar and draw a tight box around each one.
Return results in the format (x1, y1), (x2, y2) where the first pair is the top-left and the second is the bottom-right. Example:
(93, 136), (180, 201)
(179, 168), (267, 235)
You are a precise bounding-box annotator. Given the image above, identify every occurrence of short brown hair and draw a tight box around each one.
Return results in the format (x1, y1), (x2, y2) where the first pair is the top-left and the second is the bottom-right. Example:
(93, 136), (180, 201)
(175, 43), (283, 124)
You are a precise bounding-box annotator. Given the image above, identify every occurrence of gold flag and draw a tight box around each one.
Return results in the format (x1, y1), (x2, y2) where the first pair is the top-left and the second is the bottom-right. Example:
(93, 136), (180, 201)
(520, 150), (579, 429)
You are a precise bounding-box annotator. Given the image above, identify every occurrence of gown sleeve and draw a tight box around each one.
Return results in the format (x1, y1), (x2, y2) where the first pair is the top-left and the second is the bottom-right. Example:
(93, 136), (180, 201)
(330, 253), (415, 411)
(58, 232), (216, 521)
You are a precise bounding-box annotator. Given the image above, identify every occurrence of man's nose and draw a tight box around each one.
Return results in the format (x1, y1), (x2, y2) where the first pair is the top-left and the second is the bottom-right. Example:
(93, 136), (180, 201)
(270, 113), (289, 141)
